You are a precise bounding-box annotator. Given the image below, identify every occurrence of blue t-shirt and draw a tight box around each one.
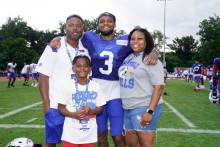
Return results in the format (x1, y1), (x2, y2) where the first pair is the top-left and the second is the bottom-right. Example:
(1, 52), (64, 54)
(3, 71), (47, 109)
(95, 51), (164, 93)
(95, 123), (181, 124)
(81, 31), (132, 80)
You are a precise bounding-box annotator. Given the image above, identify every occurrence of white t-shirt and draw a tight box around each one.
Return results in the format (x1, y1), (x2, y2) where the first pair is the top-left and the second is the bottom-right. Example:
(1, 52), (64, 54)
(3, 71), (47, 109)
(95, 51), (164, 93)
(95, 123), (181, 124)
(92, 78), (120, 102)
(30, 63), (38, 74)
(58, 80), (106, 144)
(7, 63), (17, 72)
(21, 65), (30, 74)
(36, 37), (90, 109)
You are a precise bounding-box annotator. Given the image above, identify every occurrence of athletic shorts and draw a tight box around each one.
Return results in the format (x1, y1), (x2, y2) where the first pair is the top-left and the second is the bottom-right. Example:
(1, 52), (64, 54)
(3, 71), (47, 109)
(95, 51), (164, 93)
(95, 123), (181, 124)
(123, 104), (162, 132)
(8, 72), (16, 79)
(96, 98), (123, 136)
(194, 76), (201, 82)
(32, 73), (39, 80)
(22, 73), (29, 79)
(45, 108), (65, 144)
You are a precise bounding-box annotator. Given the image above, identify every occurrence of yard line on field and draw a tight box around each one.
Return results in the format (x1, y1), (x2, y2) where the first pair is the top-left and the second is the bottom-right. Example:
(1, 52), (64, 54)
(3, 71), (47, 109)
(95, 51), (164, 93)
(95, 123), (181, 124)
(26, 118), (38, 123)
(0, 124), (44, 128)
(1, 124), (220, 134)
(0, 101), (42, 119)
(158, 128), (220, 134)
(164, 100), (196, 128)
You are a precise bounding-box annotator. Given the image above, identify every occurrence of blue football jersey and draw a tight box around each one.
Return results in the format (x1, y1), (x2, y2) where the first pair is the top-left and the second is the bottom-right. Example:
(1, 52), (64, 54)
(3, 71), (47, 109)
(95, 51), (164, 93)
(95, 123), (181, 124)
(81, 31), (132, 80)
(192, 63), (203, 74)
(213, 57), (220, 80)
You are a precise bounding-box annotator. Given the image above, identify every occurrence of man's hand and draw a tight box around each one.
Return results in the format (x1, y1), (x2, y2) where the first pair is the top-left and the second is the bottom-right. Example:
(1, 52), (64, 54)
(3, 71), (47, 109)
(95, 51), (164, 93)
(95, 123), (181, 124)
(50, 37), (61, 49)
(144, 50), (158, 65)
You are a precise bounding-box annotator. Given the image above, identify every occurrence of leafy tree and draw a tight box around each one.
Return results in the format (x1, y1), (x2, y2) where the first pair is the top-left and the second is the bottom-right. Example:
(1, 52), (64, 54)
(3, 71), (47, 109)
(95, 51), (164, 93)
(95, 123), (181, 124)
(163, 53), (183, 72)
(168, 35), (198, 67)
(152, 30), (164, 52)
(0, 16), (58, 70)
(197, 14), (220, 65)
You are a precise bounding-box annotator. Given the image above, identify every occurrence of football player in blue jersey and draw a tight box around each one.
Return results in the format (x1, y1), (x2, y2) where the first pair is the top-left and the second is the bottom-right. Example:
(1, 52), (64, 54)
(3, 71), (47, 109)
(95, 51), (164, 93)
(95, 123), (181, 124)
(211, 57), (220, 103)
(50, 12), (158, 147)
(81, 13), (158, 147)
(192, 60), (204, 91)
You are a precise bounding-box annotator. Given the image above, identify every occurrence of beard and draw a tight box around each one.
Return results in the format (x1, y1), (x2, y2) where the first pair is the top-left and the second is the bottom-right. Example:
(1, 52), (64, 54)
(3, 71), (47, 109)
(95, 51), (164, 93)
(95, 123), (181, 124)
(100, 29), (114, 36)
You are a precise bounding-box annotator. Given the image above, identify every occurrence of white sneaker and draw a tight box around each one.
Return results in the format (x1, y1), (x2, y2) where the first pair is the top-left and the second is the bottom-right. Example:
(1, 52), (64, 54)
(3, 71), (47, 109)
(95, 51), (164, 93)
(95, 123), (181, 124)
(199, 85), (205, 89)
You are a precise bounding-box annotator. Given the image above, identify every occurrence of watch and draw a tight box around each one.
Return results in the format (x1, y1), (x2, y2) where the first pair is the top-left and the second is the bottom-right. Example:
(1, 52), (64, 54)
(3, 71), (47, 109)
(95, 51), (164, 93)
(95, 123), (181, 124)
(146, 109), (154, 115)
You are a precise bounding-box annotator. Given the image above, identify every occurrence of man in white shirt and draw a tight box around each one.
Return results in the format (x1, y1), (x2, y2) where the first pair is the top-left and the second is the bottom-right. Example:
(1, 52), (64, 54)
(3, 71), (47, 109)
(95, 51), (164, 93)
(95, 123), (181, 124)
(36, 14), (89, 147)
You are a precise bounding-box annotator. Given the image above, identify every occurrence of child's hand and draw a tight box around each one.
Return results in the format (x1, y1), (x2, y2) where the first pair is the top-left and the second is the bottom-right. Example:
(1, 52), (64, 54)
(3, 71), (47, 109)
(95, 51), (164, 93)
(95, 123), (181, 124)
(82, 106), (90, 115)
(74, 110), (86, 120)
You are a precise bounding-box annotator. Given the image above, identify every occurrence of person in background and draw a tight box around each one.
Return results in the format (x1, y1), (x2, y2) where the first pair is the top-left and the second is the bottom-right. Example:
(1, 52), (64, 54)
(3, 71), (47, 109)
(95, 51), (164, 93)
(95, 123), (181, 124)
(164, 66), (168, 84)
(211, 57), (220, 103)
(21, 62), (30, 86)
(36, 14), (89, 147)
(30, 61), (39, 87)
(118, 27), (164, 147)
(192, 60), (204, 91)
(206, 64), (213, 90)
(58, 55), (106, 147)
(7, 61), (17, 88)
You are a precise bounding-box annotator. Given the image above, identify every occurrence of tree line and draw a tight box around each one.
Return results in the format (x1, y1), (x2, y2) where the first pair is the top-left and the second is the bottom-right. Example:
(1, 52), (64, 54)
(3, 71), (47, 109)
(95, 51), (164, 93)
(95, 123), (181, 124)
(0, 14), (220, 72)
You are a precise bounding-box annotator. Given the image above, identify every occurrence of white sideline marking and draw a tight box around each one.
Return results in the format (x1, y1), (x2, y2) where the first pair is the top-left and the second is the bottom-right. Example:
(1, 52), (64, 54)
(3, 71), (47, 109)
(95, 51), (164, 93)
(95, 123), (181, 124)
(0, 124), (220, 134)
(26, 118), (38, 123)
(158, 128), (220, 134)
(0, 124), (44, 128)
(0, 102), (42, 119)
(164, 100), (196, 128)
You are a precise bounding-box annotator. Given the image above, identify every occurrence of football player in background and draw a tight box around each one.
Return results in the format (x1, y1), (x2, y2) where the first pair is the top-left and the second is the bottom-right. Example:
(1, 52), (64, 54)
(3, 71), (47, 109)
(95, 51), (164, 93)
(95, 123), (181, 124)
(7, 61), (17, 88)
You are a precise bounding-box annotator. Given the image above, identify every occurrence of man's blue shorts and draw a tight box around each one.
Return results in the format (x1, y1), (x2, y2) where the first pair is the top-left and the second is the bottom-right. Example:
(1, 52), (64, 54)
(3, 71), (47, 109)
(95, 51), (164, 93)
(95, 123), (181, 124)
(96, 98), (123, 136)
(44, 108), (65, 144)
(194, 76), (201, 82)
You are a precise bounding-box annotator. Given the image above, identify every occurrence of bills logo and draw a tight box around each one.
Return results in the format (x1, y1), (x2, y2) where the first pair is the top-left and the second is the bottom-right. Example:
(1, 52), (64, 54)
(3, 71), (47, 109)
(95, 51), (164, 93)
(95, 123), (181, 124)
(105, 46), (112, 50)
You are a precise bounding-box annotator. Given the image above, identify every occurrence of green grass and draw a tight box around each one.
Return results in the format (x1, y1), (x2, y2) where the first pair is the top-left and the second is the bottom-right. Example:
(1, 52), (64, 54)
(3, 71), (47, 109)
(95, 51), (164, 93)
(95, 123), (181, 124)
(0, 79), (220, 147)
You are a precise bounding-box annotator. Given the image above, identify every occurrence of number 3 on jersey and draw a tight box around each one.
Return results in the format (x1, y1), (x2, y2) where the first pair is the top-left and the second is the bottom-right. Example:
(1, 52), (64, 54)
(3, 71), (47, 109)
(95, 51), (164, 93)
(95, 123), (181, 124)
(99, 51), (113, 75)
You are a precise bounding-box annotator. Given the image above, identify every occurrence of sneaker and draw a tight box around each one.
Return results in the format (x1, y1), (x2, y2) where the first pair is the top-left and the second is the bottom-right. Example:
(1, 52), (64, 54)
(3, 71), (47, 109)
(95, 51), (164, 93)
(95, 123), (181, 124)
(11, 84), (15, 87)
(199, 85), (205, 89)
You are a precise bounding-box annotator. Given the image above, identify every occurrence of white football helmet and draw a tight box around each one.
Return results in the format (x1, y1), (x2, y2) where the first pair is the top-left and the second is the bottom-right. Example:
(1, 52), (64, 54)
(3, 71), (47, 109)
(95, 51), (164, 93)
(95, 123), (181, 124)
(209, 90), (219, 104)
(6, 137), (33, 147)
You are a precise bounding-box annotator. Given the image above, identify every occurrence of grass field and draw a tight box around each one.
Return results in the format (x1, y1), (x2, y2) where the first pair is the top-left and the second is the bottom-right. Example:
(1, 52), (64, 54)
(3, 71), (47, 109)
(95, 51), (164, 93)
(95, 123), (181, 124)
(0, 78), (220, 147)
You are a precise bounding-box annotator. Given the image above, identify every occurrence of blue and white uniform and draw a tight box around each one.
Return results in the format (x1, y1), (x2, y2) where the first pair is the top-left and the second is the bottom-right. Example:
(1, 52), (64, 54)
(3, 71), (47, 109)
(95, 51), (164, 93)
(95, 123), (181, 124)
(213, 57), (220, 92)
(192, 63), (203, 82)
(7, 62), (17, 79)
(81, 31), (132, 136)
(207, 65), (213, 80)
(21, 64), (30, 79)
